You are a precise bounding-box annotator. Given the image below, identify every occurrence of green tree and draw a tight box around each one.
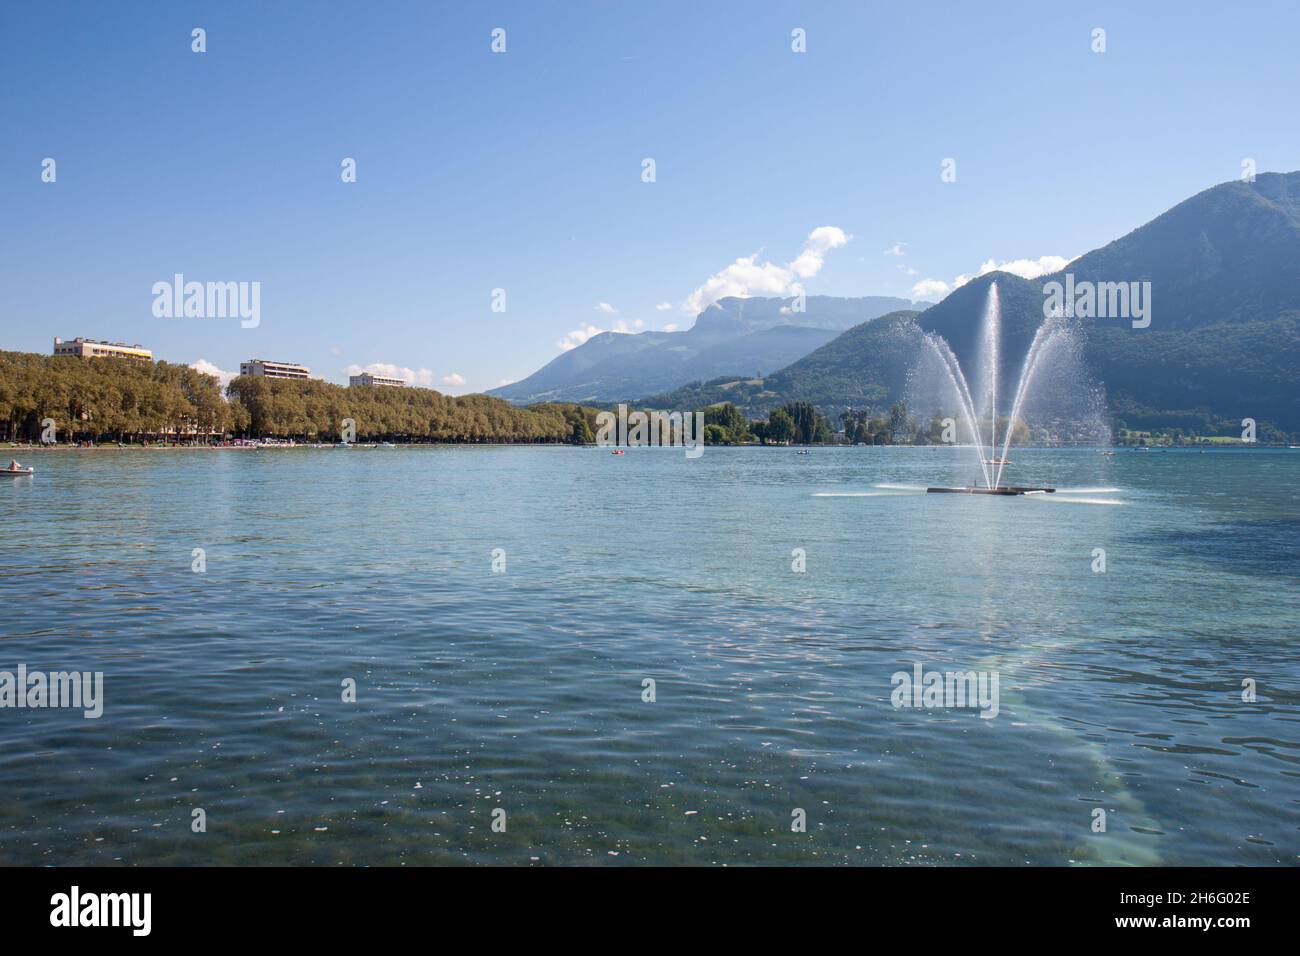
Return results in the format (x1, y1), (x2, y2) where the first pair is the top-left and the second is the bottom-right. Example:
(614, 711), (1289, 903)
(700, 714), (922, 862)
(767, 408), (795, 444)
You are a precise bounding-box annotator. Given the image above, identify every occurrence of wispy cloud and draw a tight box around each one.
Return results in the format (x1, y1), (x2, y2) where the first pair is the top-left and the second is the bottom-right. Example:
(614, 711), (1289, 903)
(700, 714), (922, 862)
(594, 302), (619, 315)
(345, 362), (435, 387)
(654, 302), (672, 311)
(681, 225), (851, 315)
(883, 242), (906, 257)
(440, 372), (465, 387)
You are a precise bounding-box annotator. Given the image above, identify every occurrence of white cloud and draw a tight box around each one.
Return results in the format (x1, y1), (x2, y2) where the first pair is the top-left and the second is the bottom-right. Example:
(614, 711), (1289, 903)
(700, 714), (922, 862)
(954, 255), (1074, 286)
(189, 359), (237, 390)
(898, 264), (918, 276)
(558, 323), (603, 351)
(557, 318), (640, 351)
(345, 362), (435, 387)
(655, 302), (672, 311)
(913, 255), (1075, 302)
(441, 372), (465, 387)
(680, 225), (850, 315)
(883, 242), (906, 257)
(497, 378), (516, 387)
(662, 323), (679, 333)
(911, 278), (952, 299)
(594, 301), (619, 315)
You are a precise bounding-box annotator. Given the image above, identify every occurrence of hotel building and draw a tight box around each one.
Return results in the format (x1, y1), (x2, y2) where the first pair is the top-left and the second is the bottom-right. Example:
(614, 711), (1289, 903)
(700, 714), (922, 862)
(240, 359), (311, 380)
(349, 372), (406, 388)
(53, 337), (153, 363)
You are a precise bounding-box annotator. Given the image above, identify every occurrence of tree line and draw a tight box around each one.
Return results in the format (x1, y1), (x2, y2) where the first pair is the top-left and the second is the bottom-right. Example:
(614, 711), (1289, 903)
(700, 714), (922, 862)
(0, 350), (229, 441)
(0, 352), (577, 443)
(2, 350), (937, 447)
(229, 375), (573, 442)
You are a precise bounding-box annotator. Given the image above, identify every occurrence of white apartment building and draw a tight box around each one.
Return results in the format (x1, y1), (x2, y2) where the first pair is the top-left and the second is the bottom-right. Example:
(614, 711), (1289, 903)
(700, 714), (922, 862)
(349, 372), (406, 388)
(240, 359), (311, 380)
(53, 337), (153, 363)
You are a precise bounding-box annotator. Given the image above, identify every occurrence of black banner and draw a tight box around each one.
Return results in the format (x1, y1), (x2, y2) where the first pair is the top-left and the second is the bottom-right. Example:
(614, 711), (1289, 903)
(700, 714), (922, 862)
(0, 866), (1279, 942)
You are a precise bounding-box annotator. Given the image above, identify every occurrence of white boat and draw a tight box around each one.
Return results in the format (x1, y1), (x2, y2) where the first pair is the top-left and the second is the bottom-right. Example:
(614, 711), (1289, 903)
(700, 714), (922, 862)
(2, 467), (34, 476)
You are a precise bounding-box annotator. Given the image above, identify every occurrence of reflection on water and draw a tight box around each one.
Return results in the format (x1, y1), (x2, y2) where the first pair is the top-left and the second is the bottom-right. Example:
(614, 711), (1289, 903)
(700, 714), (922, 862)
(0, 446), (1296, 865)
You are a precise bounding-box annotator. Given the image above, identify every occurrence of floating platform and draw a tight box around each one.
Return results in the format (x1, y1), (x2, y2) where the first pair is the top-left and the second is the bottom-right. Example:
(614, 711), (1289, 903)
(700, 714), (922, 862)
(926, 485), (1055, 496)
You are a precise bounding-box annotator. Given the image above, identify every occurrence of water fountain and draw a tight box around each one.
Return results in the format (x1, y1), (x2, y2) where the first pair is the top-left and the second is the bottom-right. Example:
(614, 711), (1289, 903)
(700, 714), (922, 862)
(919, 281), (1068, 496)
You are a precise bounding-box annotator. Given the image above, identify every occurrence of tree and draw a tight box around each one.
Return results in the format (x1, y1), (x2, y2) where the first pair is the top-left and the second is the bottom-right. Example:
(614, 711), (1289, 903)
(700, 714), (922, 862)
(767, 408), (795, 444)
(702, 403), (751, 443)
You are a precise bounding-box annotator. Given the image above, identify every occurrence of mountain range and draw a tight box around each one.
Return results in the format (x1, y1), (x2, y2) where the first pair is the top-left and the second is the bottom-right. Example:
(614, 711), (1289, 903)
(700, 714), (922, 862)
(641, 172), (1300, 435)
(487, 295), (920, 405)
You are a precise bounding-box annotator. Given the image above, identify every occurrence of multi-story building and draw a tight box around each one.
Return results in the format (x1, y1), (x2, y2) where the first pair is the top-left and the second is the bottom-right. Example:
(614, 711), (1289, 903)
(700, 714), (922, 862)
(240, 359), (311, 380)
(349, 372), (406, 388)
(53, 337), (153, 363)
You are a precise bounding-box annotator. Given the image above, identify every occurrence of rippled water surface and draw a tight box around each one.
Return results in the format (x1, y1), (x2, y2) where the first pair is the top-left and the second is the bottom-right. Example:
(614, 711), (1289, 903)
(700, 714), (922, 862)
(1, 445), (1297, 865)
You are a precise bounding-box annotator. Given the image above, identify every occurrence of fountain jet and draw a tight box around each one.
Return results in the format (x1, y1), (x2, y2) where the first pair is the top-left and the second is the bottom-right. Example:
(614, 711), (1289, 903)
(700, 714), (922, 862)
(917, 282), (1076, 494)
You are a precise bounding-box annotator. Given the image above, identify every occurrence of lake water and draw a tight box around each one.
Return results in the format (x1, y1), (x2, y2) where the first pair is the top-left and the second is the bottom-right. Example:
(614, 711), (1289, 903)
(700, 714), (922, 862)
(1, 445), (1297, 865)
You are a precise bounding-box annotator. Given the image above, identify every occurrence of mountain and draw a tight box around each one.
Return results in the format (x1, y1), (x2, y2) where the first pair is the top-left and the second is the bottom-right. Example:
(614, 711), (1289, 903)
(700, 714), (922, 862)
(644, 172), (1300, 435)
(487, 295), (920, 405)
(1063, 171), (1300, 330)
(638, 311), (922, 417)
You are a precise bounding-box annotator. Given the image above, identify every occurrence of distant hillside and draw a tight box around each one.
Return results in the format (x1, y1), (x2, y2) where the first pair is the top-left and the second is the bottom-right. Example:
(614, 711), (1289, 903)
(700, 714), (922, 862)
(639, 311), (921, 418)
(488, 294), (919, 405)
(644, 172), (1300, 437)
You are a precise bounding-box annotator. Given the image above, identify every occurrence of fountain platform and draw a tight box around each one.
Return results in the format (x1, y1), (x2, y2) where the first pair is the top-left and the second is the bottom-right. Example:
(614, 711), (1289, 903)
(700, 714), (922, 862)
(926, 486), (1056, 496)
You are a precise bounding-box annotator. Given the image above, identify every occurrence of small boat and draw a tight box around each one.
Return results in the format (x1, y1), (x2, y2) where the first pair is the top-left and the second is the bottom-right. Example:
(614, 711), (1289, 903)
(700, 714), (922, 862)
(981, 458), (1011, 465)
(611, 449), (625, 456)
(377, 442), (396, 448)
(2, 467), (34, 476)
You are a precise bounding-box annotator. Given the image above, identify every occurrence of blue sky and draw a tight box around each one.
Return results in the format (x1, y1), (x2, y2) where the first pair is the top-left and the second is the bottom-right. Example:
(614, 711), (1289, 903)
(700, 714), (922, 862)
(2, 1), (1297, 392)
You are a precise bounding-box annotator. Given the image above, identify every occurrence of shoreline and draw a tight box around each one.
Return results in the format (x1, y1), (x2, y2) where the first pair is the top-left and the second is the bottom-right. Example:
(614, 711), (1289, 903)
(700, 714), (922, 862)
(4, 441), (1287, 452)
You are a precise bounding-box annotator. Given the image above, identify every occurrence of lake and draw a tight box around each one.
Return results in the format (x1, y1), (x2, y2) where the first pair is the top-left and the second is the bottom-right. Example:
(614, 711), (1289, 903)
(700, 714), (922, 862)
(1, 445), (1296, 865)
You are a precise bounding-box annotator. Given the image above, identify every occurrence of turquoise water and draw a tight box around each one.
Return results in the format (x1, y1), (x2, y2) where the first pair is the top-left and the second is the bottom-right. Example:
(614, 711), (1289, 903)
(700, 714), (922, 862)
(1, 445), (1296, 866)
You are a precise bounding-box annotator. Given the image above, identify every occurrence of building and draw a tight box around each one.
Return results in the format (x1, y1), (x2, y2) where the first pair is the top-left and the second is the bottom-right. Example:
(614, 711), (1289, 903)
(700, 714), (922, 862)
(349, 372), (406, 388)
(53, 337), (152, 363)
(240, 359), (311, 380)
